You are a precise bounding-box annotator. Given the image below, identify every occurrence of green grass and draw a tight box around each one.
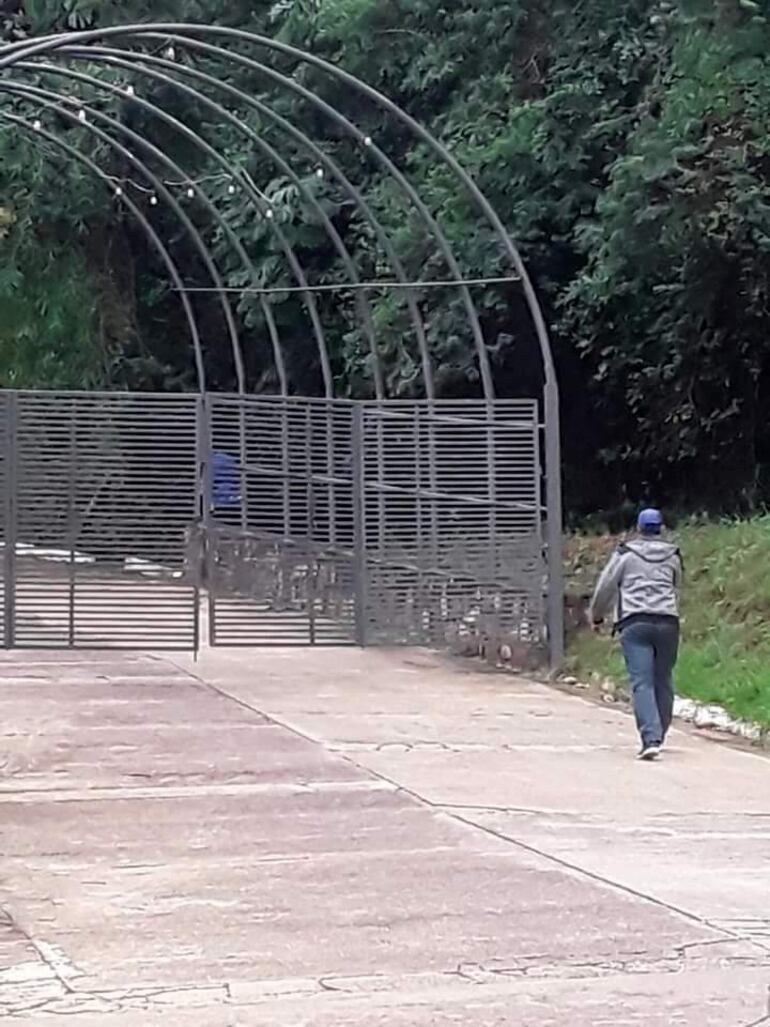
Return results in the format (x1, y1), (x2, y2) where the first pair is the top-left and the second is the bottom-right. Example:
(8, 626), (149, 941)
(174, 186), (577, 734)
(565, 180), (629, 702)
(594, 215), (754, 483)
(565, 517), (770, 728)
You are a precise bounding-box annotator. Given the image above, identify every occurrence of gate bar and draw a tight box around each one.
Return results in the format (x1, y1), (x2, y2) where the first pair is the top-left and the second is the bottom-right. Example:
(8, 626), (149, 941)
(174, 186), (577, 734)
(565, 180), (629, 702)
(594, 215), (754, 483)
(3, 392), (17, 649)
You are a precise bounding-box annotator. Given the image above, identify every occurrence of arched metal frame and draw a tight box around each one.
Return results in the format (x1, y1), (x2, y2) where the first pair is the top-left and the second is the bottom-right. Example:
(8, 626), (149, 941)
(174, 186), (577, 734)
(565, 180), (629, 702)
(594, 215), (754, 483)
(0, 23), (564, 666)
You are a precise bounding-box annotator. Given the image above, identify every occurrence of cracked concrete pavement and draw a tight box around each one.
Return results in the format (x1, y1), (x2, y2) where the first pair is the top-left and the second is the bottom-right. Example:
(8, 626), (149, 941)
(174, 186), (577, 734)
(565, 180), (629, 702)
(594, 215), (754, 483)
(1, 645), (769, 1025)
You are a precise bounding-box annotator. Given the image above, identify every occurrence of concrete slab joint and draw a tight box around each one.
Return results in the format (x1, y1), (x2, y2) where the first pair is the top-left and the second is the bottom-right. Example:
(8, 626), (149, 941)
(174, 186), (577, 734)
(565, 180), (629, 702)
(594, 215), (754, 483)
(0, 645), (768, 1025)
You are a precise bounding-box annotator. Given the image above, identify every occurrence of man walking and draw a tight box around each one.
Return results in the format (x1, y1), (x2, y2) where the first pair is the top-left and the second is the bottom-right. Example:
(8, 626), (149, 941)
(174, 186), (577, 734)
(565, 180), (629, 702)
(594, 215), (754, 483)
(589, 509), (683, 761)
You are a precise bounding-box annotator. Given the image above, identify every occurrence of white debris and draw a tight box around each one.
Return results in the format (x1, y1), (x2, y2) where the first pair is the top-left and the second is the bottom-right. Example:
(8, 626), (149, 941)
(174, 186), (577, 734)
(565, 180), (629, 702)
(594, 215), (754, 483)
(734, 721), (763, 743)
(693, 704), (733, 731)
(673, 697), (698, 722)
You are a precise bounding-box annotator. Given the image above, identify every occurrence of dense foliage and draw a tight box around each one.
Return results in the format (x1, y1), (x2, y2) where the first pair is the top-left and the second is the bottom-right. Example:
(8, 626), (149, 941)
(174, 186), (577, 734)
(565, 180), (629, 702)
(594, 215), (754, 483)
(1, 0), (769, 516)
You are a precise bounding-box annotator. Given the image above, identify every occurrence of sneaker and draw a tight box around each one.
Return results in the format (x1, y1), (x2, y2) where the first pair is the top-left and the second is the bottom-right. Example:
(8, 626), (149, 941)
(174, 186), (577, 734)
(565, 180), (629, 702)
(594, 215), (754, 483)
(638, 743), (661, 761)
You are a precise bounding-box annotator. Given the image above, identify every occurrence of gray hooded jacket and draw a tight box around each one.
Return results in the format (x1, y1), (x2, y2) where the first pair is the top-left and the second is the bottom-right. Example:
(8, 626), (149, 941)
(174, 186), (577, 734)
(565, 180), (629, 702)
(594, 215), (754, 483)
(589, 538), (682, 629)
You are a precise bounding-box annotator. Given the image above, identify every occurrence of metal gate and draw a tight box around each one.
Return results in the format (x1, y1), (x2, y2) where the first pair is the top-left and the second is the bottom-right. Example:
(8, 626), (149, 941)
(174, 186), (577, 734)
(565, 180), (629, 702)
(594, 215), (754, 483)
(360, 401), (544, 652)
(0, 391), (200, 650)
(0, 391), (548, 660)
(204, 396), (358, 646)
(203, 396), (545, 657)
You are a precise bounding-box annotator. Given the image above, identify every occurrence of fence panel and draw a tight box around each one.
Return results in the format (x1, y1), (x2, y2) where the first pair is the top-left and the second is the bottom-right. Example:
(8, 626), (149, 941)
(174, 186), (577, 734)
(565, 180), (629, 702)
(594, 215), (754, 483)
(0, 391), (548, 658)
(3, 392), (200, 650)
(206, 396), (357, 645)
(361, 401), (545, 656)
(0, 392), (12, 647)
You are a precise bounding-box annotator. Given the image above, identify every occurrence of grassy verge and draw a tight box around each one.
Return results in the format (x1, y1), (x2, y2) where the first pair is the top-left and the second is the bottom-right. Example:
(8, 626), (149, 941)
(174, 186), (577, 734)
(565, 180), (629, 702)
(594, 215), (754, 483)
(565, 517), (770, 728)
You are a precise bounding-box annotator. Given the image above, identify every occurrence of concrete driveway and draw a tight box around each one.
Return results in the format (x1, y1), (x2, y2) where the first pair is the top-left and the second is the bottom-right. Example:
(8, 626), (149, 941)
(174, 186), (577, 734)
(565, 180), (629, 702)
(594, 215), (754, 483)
(1, 645), (768, 1025)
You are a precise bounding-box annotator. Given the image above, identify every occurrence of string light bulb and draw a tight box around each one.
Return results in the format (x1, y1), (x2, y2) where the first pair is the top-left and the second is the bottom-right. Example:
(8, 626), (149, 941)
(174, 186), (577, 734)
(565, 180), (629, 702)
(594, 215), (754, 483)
(315, 167), (324, 179)
(125, 84), (136, 97)
(363, 135), (372, 147)
(228, 183), (237, 195)
(32, 119), (42, 131)
(114, 186), (123, 197)
(149, 194), (159, 206)
(78, 108), (87, 123)
(164, 45), (176, 61)
(264, 207), (274, 219)
(186, 187), (195, 199)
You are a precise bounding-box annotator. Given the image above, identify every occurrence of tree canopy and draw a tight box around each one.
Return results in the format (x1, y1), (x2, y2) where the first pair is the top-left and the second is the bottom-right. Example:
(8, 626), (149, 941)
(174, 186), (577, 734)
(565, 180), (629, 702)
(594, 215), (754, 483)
(1, 0), (769, 517)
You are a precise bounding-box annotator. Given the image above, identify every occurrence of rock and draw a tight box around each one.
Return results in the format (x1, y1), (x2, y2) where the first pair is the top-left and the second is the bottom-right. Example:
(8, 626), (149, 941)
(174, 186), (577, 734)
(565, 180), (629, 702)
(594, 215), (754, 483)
(562, 676), (578, 686)
(735, 721), (763, 743)
(673, 698), (697, 722)
(693, 704), (732, 731)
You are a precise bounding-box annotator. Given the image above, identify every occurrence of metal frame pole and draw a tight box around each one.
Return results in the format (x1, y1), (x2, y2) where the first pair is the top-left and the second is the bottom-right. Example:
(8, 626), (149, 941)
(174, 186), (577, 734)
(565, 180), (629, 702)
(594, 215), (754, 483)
(351, 403), (368, 647)
(544, 383), (564, 671)
(3, 392), (18, 649)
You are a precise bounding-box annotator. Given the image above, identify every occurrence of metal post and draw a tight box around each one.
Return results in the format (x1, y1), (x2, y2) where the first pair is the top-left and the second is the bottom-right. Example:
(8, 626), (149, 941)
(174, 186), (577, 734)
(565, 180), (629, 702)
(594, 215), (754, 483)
(351, 403), (367, 646)
(307, 480), (316, 645)
(193, 393), (207, 655)
(281, 398), (291, 538)
(3, 392), (18, 649)
(238, 396), (248, 533)
(67, 408), (77, 648)
(326, 399), (337, 547)
(414, 405), (426, 642)
(200, 393), (215, 647)
(544, 382), (565, 671)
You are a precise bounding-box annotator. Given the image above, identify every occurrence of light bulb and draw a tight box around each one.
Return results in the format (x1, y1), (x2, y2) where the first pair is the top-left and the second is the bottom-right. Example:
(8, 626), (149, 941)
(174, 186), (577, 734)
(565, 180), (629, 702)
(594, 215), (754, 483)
(150, 195), (158, 206)
(186, 187), (195, 199)
(363, 135), (372, 147)
(264, 208), (274, 219)
(228, 184), (237, 195)
(32, 119), (42, 131)
(126, 84), (135, 97)
(78, 109), (87, 123)
(115, 186), (123, 197)
(316, 167), (324, 179)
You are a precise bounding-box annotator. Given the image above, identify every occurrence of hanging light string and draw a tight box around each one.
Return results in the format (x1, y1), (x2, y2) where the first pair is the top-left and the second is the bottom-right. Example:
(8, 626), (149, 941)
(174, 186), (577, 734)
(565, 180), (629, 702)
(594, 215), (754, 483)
(28, 88), (305, 207)
(18, 113), (521, 295)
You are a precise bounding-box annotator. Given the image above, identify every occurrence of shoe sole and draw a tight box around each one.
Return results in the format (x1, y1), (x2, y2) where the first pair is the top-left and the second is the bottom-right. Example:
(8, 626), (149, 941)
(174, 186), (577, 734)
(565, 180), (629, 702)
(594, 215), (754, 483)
(638, 747), (661, 761)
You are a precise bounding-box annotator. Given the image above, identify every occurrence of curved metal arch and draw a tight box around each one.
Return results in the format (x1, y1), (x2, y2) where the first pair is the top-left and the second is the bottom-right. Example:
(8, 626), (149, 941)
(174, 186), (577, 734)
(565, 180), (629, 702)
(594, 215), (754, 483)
(1, 83), (249, 395)
(41, 49), (387, 398)
(138, 32), (490, 398)
(7, 70), (289, 396)
(0, 41), (338, 398)
(1, 26), (503, 399)
(63, 45), (435, 400)
(55, 48), (400, 400)
(0, 23), (557, 392)
(0, 109), (205, 388)
(3, 84), (246, 394)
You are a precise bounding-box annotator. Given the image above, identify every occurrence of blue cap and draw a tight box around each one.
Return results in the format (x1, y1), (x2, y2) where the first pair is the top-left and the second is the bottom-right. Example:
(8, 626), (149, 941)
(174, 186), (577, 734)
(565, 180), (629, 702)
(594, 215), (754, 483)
(637, 508), (663, 534)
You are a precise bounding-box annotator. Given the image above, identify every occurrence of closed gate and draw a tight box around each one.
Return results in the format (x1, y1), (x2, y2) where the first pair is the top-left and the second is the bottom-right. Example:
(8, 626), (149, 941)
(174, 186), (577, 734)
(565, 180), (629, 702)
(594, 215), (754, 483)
(0, 391), (200, 650)
(204, 396), (545, 656)
(204, 396), (358, 646)
(0, 391), (548, 660)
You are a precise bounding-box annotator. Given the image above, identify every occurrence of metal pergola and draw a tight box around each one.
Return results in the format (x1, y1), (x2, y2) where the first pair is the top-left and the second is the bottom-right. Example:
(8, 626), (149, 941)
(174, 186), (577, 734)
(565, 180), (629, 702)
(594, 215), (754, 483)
(0, 24), (564, 667)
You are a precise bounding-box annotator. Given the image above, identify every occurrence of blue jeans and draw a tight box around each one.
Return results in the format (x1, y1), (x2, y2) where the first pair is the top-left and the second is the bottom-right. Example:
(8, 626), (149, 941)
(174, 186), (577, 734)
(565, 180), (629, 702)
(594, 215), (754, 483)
(620, 617), (679, 746)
